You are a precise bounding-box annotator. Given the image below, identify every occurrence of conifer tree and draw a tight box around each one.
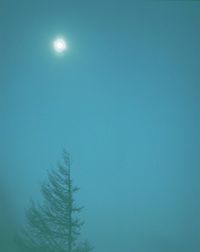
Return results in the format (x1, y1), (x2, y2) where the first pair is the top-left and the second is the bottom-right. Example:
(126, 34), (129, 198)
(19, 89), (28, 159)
(22, 151), (92, 252)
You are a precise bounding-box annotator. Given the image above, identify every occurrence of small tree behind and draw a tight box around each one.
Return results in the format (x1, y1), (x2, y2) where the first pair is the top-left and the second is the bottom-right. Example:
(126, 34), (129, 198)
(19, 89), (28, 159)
(22, 151), (91, 252)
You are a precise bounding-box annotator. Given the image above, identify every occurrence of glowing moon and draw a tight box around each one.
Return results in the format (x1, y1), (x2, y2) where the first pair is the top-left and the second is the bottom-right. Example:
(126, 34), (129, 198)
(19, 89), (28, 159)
(53, 38), (68, 53)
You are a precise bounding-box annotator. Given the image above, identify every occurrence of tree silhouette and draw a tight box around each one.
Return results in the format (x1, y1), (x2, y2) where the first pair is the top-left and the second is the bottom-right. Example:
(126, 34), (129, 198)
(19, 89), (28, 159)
(22, 151), (92, 252)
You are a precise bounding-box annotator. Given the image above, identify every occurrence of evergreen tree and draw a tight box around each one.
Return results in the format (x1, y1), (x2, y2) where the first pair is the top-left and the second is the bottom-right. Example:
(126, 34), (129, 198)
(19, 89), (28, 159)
(22, 151), (92, 252)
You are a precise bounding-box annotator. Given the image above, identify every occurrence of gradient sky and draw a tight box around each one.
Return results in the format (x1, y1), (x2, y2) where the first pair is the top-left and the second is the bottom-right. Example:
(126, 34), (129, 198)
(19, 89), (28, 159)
(1, 1), (200, 251)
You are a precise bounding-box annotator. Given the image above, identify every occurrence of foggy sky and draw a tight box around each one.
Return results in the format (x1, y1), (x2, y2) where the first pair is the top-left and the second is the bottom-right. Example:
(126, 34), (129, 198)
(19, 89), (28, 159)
(1, 1), (200, 251)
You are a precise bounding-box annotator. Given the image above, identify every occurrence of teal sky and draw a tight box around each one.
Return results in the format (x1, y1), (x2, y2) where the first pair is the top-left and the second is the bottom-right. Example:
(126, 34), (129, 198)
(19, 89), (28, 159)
(1, 1), (200, 251)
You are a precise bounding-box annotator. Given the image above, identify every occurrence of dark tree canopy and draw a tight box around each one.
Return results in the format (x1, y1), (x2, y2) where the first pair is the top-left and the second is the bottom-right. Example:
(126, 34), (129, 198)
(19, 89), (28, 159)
(21, 151), (92, 252)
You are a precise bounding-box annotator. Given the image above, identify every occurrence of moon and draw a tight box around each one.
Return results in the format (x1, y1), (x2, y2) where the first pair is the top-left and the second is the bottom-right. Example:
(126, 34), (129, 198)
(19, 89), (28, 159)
(53, 38), (68, 53)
